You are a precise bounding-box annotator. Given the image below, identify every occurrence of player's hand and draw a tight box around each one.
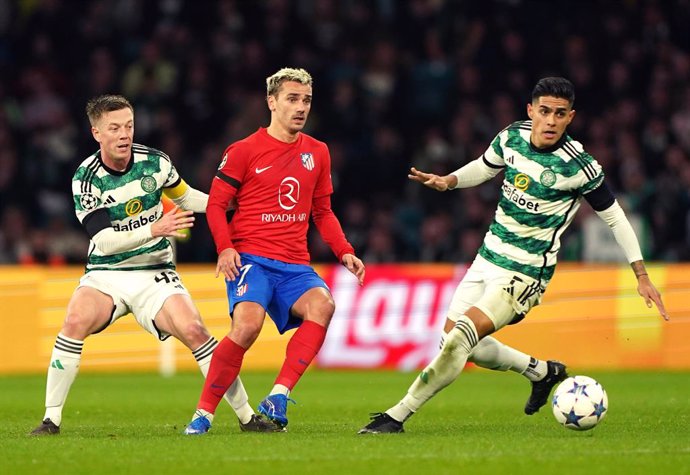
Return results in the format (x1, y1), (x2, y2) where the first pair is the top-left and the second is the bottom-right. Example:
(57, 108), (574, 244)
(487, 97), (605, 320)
(151, 205), (194, 238)
(408, 167), (452, 191)
(216, 248), (242, 281)
(637, 275), (669, 321)
(342, 253), (365, 286)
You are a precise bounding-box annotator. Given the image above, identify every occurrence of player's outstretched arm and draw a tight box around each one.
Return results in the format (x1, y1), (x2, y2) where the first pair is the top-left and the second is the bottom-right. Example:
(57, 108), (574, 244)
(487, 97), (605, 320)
(151, 205), (195, 239)
(341, 253), (365, 286)
(631, 261), (669, 321)
(408, 167), (458, 191)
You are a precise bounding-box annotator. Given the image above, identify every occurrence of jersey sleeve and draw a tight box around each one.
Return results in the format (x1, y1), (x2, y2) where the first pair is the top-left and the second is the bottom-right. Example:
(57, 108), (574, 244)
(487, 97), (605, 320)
(160, 152), (181, 188)
(218, 143), (248, 183)
(482, 130), (507, 168)
(207, 144), (246, 254)
(313, 143), (334, 198)
(72, 165), (104, 226)
(576, 152), (605, 194)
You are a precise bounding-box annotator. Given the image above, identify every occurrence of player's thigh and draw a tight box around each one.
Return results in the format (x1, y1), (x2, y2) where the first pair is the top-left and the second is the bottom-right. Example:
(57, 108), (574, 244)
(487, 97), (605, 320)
(65, 272), (134, 338)
(474, 272), (543, 331)
(63, 286), (117, 338)
(271, 266), (331, 332)
(154, 293), (209, 349)
(129, 269), (193, 341)
(290, 286), (335, 325)
(446, 261), (486, 327)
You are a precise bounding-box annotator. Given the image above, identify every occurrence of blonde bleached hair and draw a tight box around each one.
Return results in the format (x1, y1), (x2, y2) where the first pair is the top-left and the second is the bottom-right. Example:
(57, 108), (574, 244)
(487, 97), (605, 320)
(266, 67), (313, 97)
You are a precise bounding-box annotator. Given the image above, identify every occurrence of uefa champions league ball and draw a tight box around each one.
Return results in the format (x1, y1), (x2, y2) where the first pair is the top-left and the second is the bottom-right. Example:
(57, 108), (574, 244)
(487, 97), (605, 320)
(552, 375), (608, 431)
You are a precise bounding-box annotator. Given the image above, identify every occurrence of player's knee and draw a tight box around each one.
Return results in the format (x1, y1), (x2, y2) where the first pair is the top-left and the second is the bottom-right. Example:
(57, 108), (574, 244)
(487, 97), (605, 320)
(444, 315), (479, 355)
(180, 320), (210, 346)
(62, 311), (99, 339)
(307, 295), (335, 327)
(230, 319), (263, 347)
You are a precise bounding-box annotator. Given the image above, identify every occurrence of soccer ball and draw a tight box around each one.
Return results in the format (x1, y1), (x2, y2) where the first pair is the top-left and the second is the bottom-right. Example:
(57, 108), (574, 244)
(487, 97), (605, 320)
(552, 375), (608, 431)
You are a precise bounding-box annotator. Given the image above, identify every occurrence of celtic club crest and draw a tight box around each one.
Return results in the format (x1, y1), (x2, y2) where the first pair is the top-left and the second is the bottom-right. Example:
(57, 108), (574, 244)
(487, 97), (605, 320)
(540, 169), (557, 187)
(141, 176), (156, 193)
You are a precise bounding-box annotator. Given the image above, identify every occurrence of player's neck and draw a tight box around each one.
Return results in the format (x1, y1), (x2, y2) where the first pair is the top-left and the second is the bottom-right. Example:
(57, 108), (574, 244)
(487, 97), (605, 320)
(266, 124), (300, 144)
(101, 152), (130, 171)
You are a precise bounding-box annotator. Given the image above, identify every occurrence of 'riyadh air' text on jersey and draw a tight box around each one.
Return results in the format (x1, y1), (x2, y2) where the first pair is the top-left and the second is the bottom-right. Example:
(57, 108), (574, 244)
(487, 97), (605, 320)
(72, 144), (180, 272)
(208, 127), (353, 264)
(479, 120), (604, 282)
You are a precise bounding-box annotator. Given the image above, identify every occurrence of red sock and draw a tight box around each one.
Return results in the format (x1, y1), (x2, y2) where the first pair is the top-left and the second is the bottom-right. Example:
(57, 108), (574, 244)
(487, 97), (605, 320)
(275, 320), (327, 390)
(197, 337), (246, 413)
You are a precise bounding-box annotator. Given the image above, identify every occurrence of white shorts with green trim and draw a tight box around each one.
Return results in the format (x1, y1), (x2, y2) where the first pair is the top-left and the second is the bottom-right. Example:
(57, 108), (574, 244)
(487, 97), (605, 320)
(78, 269), (190, 340)
(447, 255), (547, 331)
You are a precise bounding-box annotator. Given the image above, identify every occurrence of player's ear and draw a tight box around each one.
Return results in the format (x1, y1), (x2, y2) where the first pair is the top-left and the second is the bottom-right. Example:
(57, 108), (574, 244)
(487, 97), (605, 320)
(91, 126), (100, 142)
(526, 103), (534, 119)
(267, 94), (276, 111)
(567, 109), (576, 124)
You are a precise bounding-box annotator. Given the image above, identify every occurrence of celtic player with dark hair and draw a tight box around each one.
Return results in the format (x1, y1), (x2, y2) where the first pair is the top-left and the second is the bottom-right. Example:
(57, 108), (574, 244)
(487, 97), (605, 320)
(359, 77), (669, 434)
(31, 94), (281, 435)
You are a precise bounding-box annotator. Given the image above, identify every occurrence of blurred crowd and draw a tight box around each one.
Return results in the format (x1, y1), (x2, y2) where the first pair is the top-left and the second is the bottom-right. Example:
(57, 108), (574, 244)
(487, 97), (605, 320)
(1, 0), (689, 265)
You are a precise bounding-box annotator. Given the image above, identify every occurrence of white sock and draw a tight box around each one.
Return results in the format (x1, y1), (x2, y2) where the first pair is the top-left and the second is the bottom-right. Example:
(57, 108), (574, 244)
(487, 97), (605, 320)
(468, 335), (547, 382)
(194, 337), (254, 424)
(43, 333), (83, 426)
(269, 384), (290, 397)
(191, 409), (214, 424)
(521, 357), (548, 382)
(388, 315), (478, 421)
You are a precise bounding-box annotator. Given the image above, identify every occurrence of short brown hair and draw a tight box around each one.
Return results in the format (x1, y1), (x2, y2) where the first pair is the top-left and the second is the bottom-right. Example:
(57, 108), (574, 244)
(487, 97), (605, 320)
(85, 95), (133, 126)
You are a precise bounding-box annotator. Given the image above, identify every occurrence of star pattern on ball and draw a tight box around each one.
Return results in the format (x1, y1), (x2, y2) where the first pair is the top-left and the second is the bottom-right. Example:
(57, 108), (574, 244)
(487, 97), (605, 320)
(567, 381), (586, 395)
(565, 408), (584, 427)
(591, 399), (607, 418)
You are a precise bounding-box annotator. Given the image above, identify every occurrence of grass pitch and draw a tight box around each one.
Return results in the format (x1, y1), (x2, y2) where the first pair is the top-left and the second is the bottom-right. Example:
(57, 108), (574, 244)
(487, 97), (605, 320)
(1, 370), (688, 475)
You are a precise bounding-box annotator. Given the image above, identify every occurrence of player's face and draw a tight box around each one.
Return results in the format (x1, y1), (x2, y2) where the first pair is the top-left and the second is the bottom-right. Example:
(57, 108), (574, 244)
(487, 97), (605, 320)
(268, 81), (312, 136)
(527, 96), (575, 149)
(91, 107), (134, 165)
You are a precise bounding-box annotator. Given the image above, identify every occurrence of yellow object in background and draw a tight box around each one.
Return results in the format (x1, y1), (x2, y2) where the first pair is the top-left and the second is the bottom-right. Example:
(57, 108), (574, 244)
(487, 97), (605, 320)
(0, 263), (687, 375)
(161, 196), (191, 242)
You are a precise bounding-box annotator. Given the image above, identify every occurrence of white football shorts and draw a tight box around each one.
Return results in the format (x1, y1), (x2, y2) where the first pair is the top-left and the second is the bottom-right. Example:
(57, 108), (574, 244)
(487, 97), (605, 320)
(77, 269), (190, 340)
(447, 254), (547, 330)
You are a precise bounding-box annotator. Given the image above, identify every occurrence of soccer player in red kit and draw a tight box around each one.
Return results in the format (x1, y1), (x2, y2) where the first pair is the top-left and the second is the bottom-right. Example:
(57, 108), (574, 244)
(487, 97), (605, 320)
(184, 68), (365, 434)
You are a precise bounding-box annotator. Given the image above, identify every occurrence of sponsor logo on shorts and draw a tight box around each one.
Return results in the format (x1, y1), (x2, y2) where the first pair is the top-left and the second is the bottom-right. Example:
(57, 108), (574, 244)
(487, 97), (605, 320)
(236, 283), (248, 296)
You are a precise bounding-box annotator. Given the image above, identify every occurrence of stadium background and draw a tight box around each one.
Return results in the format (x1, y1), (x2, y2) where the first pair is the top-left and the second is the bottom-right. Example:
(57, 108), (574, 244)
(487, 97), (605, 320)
(0, 0), (688, 374)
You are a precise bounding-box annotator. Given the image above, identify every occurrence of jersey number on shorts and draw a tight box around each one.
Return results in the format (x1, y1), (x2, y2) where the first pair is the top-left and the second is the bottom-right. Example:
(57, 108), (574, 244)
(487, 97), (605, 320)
(237, 264), (253, 286)
(154, 271), (180, 284)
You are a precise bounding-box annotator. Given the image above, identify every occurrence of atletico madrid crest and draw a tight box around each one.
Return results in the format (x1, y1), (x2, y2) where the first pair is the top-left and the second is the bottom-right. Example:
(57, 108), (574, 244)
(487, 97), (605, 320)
(236, 283), (247, 297)
(300, 153), (314, 171)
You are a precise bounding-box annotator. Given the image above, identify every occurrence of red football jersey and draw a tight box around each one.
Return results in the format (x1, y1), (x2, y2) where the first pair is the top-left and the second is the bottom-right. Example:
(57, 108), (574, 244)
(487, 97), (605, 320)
(207, 128), (353, 264)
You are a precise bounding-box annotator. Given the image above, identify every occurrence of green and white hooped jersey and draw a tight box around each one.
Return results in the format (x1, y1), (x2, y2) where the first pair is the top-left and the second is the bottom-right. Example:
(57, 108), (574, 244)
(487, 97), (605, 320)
(72, 143), (180, 272)
(478, 120), (604, 283)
